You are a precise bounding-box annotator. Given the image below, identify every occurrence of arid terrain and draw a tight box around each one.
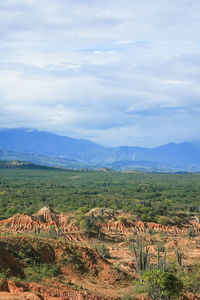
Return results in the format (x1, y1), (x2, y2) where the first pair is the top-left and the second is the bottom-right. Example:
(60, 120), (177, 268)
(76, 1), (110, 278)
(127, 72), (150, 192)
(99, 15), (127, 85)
(0, 206), (200, 299)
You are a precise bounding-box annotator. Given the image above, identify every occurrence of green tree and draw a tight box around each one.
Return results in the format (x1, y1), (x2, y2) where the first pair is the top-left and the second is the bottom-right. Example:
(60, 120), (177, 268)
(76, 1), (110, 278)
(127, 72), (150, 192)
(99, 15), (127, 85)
(142, 270), (183, 300)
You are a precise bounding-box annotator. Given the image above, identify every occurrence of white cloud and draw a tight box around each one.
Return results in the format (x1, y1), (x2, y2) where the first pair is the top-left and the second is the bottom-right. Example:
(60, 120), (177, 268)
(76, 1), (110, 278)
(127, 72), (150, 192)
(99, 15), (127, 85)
(1, 0), (200, 146)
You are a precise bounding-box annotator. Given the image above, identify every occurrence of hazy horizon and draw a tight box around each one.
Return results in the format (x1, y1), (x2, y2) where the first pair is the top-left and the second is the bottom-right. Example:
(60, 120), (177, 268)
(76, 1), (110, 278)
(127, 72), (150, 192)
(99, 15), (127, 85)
(1, 0), (200, 147)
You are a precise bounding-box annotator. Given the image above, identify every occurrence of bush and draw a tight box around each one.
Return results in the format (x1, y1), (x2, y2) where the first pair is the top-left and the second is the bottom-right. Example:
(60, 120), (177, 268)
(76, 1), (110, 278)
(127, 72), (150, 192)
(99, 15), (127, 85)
(173, 216), (182, 226)
(48, 225), (60, 239)
(94, 243), (110, 258)
(157, 216), (172, 226)
(148, 228), (157, 235)
(142, 270), (183, 300)
(157, 242), (165, 252)
(181, 266), (200, 293)
(25, 263), (60, 282)
(0, 267), (9, 280)
(140, 213), (155, 222)
(166, 257), (180, 274)
(79, 216), (100, 234)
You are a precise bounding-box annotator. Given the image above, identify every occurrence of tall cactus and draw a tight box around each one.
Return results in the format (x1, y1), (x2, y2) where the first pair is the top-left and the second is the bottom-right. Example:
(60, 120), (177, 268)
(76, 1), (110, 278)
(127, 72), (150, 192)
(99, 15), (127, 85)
(157, 247), (160, 270)
(175, 248), (182, 267)
(157, 246), (167, 271)
(132, 239), (150, 282)
(131, 239), (168, 282)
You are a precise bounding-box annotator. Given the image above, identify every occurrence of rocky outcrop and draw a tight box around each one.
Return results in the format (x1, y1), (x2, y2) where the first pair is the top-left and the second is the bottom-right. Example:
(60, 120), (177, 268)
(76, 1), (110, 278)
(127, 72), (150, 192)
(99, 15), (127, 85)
(0, 207), (79, 234)
(100, 220), (187, 235)
(33, 206), (59, 223)
(0, 207), (195, 237)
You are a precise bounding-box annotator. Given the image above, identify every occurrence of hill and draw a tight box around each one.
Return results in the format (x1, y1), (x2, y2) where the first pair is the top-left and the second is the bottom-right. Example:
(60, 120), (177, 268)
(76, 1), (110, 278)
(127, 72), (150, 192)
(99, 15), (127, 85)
(0, 150), (95, 170)
(0, 160), (60, 170)
(0, 207), (200, 299)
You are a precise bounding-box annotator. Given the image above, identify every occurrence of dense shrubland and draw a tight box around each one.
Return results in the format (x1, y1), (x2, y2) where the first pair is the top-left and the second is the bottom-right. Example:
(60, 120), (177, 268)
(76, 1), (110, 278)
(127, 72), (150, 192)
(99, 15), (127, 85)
(0, 168), (200, 223)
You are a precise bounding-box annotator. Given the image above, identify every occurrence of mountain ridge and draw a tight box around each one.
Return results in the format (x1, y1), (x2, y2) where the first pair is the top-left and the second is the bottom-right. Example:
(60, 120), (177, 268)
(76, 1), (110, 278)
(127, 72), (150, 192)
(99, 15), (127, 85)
(0, 128), (200, 172)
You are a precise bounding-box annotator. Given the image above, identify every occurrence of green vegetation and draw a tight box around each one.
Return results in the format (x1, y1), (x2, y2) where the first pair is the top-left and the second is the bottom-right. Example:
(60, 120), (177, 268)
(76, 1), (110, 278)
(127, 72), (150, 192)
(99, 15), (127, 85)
(25, 263), (60, 282)
(131, 239), (150, 282)
(141, 270), (183, 300)
(156, 216), (173, 226)
(0, 267), (9, 280)
(0, 167), (200, 222)
(130, 238), (168, 282)
(62, 244), (88, 273)
(93, 243), (110, 258)
(0, 236), (87, 282)
(121, 295), (136, 300)
(181, 265), (200, 294)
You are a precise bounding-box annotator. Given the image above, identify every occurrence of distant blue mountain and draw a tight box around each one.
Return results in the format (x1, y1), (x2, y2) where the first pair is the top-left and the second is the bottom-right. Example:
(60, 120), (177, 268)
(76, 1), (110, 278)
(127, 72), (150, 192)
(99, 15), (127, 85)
(0, 128), (200, 172)
(0, 128), (102, 160)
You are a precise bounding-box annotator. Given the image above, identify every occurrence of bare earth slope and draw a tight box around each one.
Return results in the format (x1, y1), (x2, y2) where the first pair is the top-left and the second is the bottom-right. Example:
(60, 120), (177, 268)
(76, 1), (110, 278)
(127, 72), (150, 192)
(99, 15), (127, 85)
(0, 207), (200, 299)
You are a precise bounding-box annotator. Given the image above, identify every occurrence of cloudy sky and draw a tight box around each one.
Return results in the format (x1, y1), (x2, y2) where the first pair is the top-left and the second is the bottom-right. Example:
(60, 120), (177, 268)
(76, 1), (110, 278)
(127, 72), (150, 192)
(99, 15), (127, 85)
(0, 0), (200, 147)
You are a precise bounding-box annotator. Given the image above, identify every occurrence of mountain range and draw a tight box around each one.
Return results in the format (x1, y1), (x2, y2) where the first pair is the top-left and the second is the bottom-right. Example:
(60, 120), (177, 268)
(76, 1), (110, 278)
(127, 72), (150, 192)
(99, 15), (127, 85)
(0, 128), (200, 172)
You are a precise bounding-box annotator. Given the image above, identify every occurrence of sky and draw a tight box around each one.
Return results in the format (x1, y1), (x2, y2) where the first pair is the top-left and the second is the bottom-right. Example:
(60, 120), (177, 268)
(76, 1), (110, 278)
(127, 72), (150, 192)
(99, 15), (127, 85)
(0, 0), (200, 147)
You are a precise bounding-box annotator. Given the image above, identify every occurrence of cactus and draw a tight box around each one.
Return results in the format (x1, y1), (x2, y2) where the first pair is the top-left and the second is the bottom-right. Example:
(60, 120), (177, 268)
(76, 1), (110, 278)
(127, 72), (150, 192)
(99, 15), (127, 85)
(175, 248), (182, 266)
(157, 245), (167, 271)
(157, 247), (160, 270)
(132, 239), (150, 282)
(131, 239), (168, 281)
(159, 251), (167, 271)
